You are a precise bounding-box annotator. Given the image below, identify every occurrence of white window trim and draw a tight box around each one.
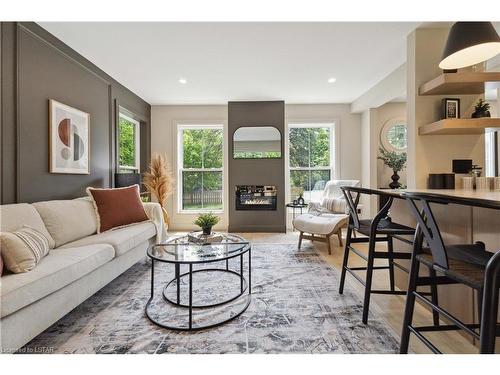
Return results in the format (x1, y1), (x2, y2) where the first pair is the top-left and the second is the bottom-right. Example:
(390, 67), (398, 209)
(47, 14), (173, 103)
(177, 123), (225, 214)
(286, 122), (338, 203)
(118, 113), (141, 171)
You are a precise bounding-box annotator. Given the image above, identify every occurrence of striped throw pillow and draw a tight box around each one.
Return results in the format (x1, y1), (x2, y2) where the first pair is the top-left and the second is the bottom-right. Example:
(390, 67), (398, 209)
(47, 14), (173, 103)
(0, 226), (50, 273)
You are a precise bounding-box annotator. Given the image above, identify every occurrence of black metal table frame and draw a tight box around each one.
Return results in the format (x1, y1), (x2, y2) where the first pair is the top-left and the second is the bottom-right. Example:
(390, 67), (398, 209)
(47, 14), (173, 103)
(146, 243), (252, 331)
(286, 203), (308, 220)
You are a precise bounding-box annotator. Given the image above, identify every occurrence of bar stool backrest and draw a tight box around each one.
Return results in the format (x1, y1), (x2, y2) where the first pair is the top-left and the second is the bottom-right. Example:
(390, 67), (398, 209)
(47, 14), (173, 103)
(403, 192), (500, 270)
(341, 186), (394, 234)
(403, 193), (448, 269)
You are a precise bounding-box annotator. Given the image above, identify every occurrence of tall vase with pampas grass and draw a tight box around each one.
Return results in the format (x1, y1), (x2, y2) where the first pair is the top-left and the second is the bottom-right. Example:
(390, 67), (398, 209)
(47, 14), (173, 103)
(142, 153), (174, 229)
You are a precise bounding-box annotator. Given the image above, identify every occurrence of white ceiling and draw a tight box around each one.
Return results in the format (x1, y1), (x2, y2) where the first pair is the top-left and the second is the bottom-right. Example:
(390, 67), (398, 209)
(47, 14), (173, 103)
(39, 22), (420, 105)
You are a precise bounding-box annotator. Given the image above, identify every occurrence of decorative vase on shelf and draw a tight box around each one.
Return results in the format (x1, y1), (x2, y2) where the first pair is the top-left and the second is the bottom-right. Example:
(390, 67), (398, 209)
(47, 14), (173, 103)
(471, 110), (491, 118)
(297, 195), (305, 205)
(471, 99), (491, 119)
(202, 226), (212, 235)
(389, 170), (401, 189)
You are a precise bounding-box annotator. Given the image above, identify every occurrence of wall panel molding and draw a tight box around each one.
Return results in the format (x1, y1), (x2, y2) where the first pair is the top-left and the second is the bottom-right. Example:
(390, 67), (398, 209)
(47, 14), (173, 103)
(1, 22), (151, 204)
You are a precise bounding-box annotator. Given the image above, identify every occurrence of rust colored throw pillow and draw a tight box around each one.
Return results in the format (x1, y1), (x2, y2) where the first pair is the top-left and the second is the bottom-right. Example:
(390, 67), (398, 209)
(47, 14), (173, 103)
(86, 185), (149, 233)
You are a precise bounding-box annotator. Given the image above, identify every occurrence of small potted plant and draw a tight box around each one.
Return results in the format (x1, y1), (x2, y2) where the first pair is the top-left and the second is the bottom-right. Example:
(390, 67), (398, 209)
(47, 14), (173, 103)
(378, 147), (407, 189)
(471, 99), (491, 118)
(194, 212), (220, 235)
(291, 186), (305, 205)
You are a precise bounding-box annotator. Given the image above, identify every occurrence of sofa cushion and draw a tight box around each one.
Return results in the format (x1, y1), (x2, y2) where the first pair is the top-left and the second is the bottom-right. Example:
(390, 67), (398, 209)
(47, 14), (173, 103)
(1, 226), (51, 273)
(87, 185), (149, 233)
(0, 203), (55, 249)
(33, 199), (98, 247)
(59, 222), (156, 257)
(0, 244), (114, 318)
(293, 213), (349, 235)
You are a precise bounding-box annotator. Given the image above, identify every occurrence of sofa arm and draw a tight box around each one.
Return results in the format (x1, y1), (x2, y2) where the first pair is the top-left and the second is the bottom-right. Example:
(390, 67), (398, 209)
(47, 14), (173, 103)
(142, 202), (167, 243)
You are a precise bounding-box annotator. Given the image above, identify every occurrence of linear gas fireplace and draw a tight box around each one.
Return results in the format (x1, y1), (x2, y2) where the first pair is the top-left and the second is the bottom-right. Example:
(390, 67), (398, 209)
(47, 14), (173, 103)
(235, 185), (277, 211)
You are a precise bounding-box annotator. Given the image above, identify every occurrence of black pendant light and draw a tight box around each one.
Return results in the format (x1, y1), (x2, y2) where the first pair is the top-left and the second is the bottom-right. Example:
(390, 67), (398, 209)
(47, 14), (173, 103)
(439, 22), (500, 70)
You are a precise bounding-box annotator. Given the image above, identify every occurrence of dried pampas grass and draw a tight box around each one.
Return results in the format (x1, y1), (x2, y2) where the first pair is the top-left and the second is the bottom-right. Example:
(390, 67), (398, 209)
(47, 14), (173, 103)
(142, 153), (174, 209)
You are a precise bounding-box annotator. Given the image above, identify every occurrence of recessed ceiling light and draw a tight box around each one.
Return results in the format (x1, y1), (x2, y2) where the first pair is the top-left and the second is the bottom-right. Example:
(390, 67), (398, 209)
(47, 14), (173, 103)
(327, 77), (337, 84)
(179, 78), (187, 84)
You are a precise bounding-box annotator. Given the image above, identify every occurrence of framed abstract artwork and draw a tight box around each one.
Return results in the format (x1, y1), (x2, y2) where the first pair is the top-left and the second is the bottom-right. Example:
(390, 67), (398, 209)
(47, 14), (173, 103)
(49, 99), (90, 174)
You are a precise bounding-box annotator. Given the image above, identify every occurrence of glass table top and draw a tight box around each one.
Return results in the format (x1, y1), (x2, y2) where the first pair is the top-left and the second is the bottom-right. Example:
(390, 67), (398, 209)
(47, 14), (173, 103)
(148, 233), (250, 264)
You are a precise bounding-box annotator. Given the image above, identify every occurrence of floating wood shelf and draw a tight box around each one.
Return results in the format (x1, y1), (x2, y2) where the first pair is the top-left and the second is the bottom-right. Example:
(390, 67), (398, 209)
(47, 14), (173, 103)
(419, 72), (500, 96)
(419, 118), (500, 135)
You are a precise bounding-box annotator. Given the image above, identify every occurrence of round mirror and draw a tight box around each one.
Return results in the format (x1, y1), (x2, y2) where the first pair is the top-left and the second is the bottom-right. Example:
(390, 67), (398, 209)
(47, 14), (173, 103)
(380, 118), (407, 153)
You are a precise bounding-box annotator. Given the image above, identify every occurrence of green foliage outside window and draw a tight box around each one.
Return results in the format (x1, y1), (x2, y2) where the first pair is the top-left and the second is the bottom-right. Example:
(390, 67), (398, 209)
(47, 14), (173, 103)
(289, 127), (331, 201)
(119, 117), (137, 168)
(386, 124), (407, 150)
(233, 151), (281, 159)
(182, 129), (223, 210)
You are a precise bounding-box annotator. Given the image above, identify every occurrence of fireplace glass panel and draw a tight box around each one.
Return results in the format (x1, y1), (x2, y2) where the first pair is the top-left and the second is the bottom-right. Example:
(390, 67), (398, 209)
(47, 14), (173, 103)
(235, 185), (277, 210)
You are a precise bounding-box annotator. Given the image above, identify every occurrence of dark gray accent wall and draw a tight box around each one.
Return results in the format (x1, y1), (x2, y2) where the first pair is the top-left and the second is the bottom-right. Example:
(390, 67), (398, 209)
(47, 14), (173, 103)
(0, 22), (151, 204)
(228, 101), (286, 232)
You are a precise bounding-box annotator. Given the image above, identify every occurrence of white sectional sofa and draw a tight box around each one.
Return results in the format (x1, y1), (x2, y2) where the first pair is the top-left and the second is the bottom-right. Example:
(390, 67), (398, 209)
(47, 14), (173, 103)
(0, 198), (163, 352)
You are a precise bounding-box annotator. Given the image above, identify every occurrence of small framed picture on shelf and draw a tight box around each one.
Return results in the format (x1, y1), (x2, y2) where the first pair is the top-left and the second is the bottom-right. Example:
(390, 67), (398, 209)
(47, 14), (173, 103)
(442, 98), (460, 119)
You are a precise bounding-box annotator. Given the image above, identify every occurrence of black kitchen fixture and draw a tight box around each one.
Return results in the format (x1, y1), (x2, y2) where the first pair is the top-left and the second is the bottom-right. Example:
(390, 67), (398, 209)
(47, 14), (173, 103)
(439, 22), (500, 70)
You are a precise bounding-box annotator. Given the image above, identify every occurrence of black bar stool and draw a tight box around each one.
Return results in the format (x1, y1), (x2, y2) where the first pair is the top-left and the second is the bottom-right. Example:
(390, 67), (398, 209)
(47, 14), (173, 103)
(401, 192), (500, 354)
(339, 186), (424, 324)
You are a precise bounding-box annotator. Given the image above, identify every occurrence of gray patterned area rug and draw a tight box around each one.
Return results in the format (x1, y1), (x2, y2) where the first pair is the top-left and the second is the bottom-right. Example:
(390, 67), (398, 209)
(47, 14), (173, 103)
(21, 244), (399, 354)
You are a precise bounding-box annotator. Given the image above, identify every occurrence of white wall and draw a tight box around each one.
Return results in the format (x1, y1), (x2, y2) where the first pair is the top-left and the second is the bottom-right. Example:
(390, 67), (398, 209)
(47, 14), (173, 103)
(351, 63), (406, 113)
(151, 103), (362, 231)
(151, 105), (228, 231)
(407, 28), (485, 189)
(285, 104), (362, 182)
(360, 109), (378, 217)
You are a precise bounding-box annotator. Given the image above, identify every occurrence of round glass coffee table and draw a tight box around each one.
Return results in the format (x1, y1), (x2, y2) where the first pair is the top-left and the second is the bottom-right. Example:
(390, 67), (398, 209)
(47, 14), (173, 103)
(145, 233), (251, 331)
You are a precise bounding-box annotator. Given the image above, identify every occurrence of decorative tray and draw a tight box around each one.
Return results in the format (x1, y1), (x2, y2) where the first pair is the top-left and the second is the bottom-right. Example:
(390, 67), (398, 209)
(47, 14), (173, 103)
(187, 231), (224, 244)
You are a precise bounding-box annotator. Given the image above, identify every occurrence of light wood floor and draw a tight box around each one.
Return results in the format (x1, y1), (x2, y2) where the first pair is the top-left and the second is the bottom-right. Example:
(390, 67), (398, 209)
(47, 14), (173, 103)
(236, 231), (482, 354)
(170, 230), (483, 353)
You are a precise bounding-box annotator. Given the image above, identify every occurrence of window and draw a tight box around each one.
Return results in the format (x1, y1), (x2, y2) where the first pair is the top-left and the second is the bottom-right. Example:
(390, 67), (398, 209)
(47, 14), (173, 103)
(381, 118), (407, 152)
(118, 114), (140, 172)
(178, 125), (224, 212)
(288, 123), (335, 203)
(386, 123), (407, 150)
(485, 130), (499, 177)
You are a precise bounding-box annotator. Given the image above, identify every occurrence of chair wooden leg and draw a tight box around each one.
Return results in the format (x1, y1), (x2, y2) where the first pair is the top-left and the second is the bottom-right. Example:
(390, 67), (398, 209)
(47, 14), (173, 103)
(480, 251), (500, 353)
(362, 234), (376, 324)
(326, 235), (332, 255)
(429, 267), (440, 326)
(298, 231), (303, 249)
(400, 249), (421, 353)
(339, 226), (353, 294)
(476, 289), (483, 326)
(337, 229), (343, 247)
(387, 236), (395, 292)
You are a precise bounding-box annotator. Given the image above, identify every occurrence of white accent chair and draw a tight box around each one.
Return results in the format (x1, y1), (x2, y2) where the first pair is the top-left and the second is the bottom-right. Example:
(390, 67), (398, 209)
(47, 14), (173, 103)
(292, 180), (361, 254)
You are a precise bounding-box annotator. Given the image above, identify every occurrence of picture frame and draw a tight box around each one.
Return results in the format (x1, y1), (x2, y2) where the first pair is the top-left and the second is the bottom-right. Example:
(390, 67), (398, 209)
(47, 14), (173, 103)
(442, 98), (460, 119)
(49, 99), (90, 174)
